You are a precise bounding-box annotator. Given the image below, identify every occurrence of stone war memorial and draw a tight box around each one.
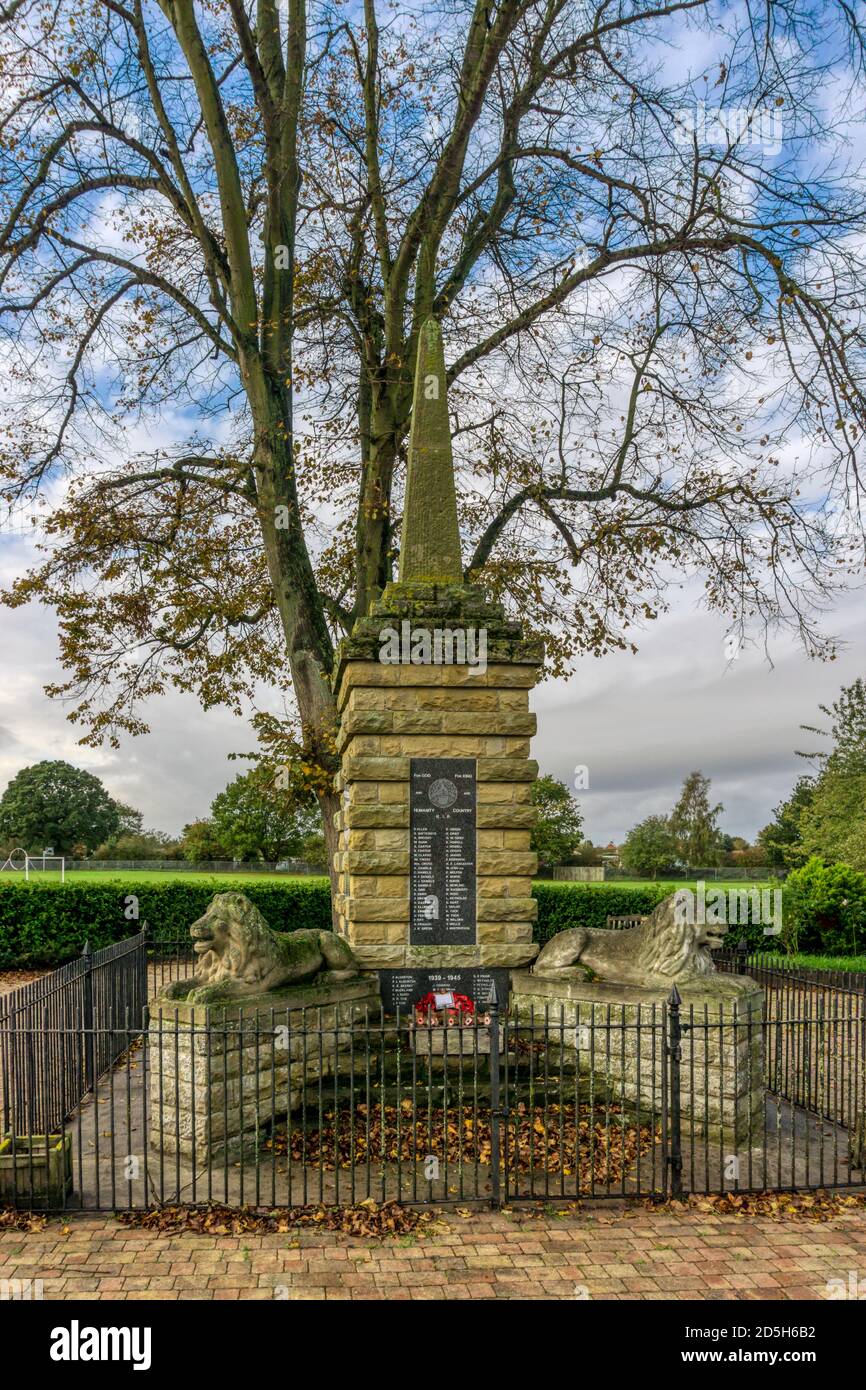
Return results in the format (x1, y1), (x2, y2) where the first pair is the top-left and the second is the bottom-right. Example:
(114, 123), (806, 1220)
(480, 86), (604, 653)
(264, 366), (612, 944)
(331, 317), (544, 1008)
(329, 316), (762, 1150)
(148, 319), (764, 1182)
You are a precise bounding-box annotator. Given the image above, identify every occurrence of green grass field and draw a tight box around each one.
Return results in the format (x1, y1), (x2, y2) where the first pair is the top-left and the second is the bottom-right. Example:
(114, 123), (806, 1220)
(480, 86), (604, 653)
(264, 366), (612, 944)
(1, 869), (326, 885)
(543, 877), (783, 893)
(759, 952), (866, 973)
(3, 870), (782, 890)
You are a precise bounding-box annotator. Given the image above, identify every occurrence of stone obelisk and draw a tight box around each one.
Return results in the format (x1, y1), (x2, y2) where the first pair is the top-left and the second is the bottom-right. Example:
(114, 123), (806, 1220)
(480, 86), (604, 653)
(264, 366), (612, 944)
(398, 318), (464, 585)
(331, 319), (543, 1009)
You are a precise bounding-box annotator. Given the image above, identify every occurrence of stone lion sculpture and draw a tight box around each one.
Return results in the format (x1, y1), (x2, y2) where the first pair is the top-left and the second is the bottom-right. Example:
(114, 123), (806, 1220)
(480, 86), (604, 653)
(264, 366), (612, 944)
(532, 892), (737, 989)
(158, 892), (360, 1004)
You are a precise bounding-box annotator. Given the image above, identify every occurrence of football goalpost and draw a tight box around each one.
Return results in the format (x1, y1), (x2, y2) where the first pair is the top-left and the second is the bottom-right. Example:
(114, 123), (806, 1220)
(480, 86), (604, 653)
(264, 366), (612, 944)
(0, 847), (66, 882)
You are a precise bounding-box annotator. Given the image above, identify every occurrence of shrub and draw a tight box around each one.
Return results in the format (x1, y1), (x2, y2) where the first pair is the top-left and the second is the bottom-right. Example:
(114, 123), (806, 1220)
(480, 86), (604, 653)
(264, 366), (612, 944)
(782, 857), (866, 955)
(0, 878), (332, 968)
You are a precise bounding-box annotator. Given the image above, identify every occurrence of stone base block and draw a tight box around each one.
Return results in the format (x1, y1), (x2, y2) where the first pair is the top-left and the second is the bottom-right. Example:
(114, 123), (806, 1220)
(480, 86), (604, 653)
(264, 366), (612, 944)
(149, 976), (380, 1161)
(407, 1023), (503, 1056)
(510, 973), (764, 1147)
(0, 1133), (73, 1209)
(351, 943), (539, 971)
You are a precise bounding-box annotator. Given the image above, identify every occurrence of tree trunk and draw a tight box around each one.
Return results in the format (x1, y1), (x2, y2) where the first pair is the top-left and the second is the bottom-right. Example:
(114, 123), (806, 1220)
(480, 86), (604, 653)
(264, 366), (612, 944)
(353, 366), (409, 619)
(243, 361), (342, 914)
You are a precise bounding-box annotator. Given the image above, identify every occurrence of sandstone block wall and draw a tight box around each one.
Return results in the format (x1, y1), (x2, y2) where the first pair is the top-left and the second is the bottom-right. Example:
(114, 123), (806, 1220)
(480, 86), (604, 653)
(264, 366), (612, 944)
(332, 661), (542, 972)
(510, 975), (765, 1148)
(148, 979), (379, 1161)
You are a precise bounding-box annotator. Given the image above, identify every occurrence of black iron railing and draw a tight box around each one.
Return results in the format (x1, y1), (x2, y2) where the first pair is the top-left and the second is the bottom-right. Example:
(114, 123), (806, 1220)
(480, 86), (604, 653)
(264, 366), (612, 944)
(144, 935), (198, 995)
(1, 985), (863, 1212)
(714, 946), (866, 997)
(713, 946), (866, 1133)
(0, 930), (148, 1135)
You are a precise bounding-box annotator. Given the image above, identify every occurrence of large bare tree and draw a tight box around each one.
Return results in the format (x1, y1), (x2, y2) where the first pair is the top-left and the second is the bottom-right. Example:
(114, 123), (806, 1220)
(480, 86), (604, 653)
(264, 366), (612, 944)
(1, 0), (865, 882)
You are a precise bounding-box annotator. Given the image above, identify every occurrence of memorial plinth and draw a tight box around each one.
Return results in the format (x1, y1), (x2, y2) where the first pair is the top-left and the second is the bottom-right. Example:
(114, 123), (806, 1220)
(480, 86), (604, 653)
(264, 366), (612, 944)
(510, 972), (765, 1146)
(331, 586), (543, 980)
(331, 319), (542, 1003)
(149, 976), (379, 1161)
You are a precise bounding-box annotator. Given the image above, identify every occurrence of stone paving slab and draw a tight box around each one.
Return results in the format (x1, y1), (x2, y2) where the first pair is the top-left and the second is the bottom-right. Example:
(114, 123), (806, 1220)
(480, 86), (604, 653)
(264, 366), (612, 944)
(3, 1202), (866, 1300)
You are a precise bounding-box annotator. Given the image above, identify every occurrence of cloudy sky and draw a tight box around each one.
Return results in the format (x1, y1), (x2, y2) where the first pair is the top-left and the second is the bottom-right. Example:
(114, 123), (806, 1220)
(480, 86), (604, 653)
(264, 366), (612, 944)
(533, 584), (864, 846)
(1, 524), (862, 845)
(1, 4), (863, 848)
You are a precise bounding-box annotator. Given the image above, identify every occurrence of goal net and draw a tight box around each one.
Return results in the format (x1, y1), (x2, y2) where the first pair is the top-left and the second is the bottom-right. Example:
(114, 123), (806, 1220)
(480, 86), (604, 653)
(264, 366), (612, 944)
(0, 849), (66, 882)
(25, 853), (66, 882)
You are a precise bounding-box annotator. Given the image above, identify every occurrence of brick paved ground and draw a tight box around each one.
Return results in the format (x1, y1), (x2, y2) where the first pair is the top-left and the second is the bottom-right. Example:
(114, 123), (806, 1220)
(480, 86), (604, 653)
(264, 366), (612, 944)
(3, 1202), (866, 1300)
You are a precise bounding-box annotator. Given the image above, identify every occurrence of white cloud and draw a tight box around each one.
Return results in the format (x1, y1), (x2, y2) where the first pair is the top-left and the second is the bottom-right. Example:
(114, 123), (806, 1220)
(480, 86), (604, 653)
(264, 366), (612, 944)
(531, 580), (866, 845)
(1, 561), (863, 841)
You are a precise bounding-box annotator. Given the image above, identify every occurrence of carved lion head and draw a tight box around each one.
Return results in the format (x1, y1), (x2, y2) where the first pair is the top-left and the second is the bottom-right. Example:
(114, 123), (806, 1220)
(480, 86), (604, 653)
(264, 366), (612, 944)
(637, 894), (724, 980)
(188, 892), (276, 985)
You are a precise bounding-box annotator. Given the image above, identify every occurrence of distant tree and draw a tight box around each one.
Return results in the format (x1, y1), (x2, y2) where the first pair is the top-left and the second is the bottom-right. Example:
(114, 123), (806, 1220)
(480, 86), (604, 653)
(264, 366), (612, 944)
(299, 832), (329, 871)
(209, 768), (322, 863)
(113, 803), (145, 837)
(721, 835), (768, 868)
(791, 677), (866, 870)
(0, 760), (121, 854)
(758, 678), (866, 872)
(529, 776), (583, 871)
(621, 815), (678, 879)
(729, 844), (770, 868)
(721, 835), (751, 857)
(92, 829), (183, 861)
(669, 772), (724, 868)
(798, 678), (866, 778)
(92, 799), (181, 859)
(181, 820), (230, 864)
(758, 777), (816, 868)
(795, 774), (866, 873)
(571, 840), (601, 866)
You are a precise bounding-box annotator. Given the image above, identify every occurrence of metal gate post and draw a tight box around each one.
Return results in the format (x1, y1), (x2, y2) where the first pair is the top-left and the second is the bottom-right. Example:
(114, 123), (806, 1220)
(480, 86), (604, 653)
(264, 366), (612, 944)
(82, 939), (95, 1094)
(138, 923), (149, 1025)
(667, 985), (684, 1200)
(488, 1001), (502, 1208)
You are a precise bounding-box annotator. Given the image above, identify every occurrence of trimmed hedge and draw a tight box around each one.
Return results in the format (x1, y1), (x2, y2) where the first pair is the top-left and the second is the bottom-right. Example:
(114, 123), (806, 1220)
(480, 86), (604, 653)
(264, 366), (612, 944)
(0, 878), (761, 969)
(0, 879), (332, 968)
(531, 881), (672, 946)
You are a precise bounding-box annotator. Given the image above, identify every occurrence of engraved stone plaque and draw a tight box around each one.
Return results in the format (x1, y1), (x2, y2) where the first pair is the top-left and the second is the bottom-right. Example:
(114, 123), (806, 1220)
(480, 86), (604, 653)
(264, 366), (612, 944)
(409, 757), (476, 945)
(379, 968), (509, 1015)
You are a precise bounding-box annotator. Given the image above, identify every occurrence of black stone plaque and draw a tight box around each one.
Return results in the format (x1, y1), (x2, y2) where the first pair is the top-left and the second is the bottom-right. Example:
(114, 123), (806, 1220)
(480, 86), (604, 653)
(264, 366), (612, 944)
(409, 757), (476, 945)
(378, 968), (510, 1015)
